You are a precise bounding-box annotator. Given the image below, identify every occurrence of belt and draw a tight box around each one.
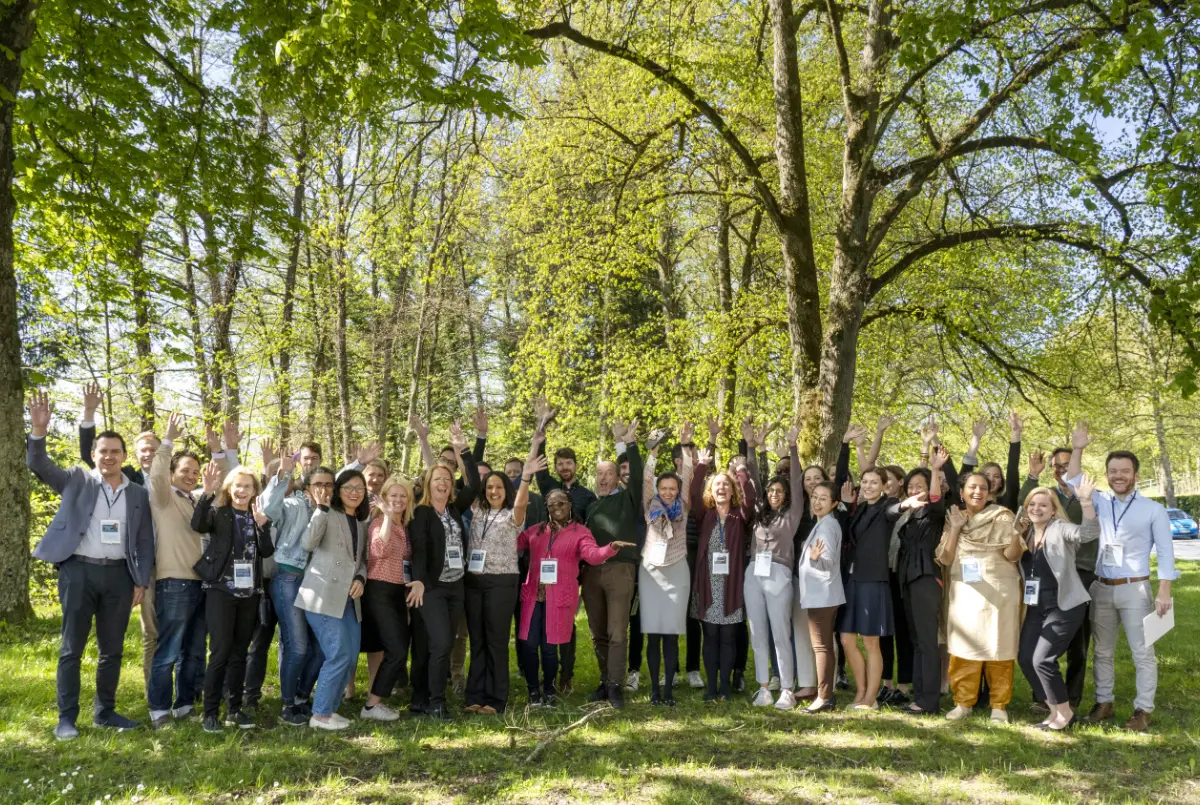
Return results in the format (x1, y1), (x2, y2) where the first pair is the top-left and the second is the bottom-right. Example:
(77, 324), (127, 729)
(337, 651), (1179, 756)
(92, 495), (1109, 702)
(72, 555), (126, 567)
(1098, 575), (1150, 586)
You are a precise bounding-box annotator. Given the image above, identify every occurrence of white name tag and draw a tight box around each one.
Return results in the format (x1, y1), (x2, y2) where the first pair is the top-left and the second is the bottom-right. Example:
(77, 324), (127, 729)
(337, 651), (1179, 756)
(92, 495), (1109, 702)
(468, 550), (486, 573)
(100, 519), (122, 545)
(1023, 577), (1040, 605)
(233, 561), (254, 589)
(647, 541), (667, 566)
(446, 546), (463, 570)
(403, 560), (412, 584)
(540, 558), (558, 584)
(961, 558), (983, 583)
(1103, 543), (1124, 567)
(754, 551), (772, 577)
(712, 551), (730, 576)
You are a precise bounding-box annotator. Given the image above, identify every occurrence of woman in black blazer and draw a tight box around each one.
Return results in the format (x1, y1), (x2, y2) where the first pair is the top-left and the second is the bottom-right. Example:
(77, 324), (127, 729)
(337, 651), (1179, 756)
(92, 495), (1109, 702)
(406, 423), (480, 720)
(191, 464), (274, 733)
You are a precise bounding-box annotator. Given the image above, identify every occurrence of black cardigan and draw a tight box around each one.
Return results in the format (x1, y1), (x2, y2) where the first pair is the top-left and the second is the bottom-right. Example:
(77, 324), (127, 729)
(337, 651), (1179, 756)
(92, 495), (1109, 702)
(846, 496), (900, 583)
(410, 449), (480, 586)
(892, 460), (959, 587)
(190, 496), (274, 588)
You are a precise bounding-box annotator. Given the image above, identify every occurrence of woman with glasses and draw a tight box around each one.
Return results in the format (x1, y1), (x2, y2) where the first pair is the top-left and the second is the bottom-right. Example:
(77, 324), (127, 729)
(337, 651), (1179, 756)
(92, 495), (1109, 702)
(295, 468), (372, 730)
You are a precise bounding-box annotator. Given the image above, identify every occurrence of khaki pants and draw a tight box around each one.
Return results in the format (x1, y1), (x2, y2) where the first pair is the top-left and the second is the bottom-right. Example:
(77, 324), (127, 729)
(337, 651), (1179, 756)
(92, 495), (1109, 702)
(582, 562), (636, 684)
(949, 656), (1013, 709)
(140, 582), (158, 688)
(1090, 579), (1157, 712)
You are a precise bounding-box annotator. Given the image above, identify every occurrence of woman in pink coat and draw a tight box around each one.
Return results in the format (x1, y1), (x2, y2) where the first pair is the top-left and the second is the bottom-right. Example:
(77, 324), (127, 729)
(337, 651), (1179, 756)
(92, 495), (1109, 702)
(517, 488), (634, 705)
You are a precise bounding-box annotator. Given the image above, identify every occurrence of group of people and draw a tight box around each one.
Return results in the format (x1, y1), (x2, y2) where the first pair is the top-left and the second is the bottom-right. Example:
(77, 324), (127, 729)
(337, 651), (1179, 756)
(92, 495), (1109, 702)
(26, 386), (1179, 740)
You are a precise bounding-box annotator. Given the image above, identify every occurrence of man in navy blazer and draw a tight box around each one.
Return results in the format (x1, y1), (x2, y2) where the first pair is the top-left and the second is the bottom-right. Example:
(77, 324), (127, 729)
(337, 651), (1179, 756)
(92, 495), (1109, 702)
(26, 391), (155, 740)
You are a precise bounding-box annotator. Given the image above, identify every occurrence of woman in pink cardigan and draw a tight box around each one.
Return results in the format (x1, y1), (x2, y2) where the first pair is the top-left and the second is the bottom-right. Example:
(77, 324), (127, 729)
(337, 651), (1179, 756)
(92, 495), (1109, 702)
(517, 488), (634, 705)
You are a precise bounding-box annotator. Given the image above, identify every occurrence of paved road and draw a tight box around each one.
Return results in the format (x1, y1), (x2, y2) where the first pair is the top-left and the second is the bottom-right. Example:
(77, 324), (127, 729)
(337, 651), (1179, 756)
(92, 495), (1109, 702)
(1173, 538), (1200, 563)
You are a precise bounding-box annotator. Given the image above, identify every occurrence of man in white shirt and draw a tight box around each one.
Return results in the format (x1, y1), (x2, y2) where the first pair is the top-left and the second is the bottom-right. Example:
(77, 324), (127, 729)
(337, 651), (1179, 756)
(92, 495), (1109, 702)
(1066, 422), (1177, 732)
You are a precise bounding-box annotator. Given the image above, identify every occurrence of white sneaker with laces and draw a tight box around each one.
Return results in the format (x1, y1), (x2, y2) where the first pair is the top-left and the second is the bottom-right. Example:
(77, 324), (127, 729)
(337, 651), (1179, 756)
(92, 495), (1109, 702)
(752, 687), (774, 707)
(990, 709), (1009, 723)
(768, 675), (780, 692)
(774, 689), (796, 710)
(946, 705), (972, 721)
(688, 671), (704, 688)
(625, 671), (640, 691)
(360, 703), (400, 722)
(309, 714), (350, 731)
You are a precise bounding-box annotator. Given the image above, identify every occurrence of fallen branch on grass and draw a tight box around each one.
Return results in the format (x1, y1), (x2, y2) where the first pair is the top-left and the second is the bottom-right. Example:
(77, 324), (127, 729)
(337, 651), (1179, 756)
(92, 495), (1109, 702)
(519, 704), (614, 763)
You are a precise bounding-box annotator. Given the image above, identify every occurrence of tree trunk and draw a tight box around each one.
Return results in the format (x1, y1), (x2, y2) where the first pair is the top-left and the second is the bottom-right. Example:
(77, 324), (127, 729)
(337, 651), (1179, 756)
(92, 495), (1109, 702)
(460, 257), (485, 408)
(333, 150), (353, 461)
(0, 0), (37, 623)
(129, 234), (156, 431)
(279, 121), (308, 447)
(715, 196), (737, 422)
(400, 278), (430, 472)
(179, 217), (211, 417)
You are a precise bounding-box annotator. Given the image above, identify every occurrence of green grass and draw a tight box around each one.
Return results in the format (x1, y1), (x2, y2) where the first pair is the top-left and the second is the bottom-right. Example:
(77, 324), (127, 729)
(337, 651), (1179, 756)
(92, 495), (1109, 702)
(2, 565), (1198, 804)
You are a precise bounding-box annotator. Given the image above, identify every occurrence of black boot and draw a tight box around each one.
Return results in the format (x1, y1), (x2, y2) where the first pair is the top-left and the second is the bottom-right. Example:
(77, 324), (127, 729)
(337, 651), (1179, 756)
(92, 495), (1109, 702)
(587, 682), (609, 702)
(607, 682), (624, 709)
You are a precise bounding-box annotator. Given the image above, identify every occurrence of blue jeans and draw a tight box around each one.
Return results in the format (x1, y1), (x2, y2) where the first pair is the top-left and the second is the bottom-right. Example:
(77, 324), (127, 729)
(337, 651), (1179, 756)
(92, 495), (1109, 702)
(148, 578), (206, 714)
(273, 570), (323, 708)
(305, 598), (361, 717)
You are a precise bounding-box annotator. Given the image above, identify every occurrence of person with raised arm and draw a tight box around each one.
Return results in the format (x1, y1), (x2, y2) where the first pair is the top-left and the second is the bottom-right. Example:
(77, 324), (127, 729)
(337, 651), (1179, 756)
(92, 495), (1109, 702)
(1065, 422), (1177, 732)
(796, 479), (846, 713)
(744, 421), (806, 711)
(26, 390), (155, 740)
(959, 412), (1023, 512)
(639, 422), (695, 707)
(1015, 475), (1099, 731)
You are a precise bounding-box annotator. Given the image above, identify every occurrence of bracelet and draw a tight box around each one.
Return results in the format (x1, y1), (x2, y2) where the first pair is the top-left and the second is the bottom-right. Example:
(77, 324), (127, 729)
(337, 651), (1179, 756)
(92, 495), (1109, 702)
(520, 476), (531, 484)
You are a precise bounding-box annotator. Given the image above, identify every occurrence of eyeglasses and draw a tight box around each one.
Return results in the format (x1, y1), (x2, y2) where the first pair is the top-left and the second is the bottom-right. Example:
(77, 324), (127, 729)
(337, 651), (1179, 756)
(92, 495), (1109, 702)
(548, 500), (571, 508)
(342, 486), (367, 494)
(309, 482), (333, 490)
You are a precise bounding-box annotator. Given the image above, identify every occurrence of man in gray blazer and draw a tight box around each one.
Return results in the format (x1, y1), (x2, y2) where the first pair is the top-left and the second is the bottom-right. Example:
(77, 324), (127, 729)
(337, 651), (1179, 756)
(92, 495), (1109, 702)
(26, 391), (155, 740)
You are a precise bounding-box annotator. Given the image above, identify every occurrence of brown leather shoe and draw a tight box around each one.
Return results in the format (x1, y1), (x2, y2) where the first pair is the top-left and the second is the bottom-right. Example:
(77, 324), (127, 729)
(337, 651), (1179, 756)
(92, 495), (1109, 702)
(1085, 702), (1114, 723)
(1124, 709), (1151, 732)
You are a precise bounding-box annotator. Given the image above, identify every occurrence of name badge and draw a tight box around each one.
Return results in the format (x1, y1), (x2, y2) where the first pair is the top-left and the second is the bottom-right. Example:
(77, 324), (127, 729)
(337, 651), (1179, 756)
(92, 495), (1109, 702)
(754, 551), (773, 577)
(403, 560), (412, 584)
(540, 558), (558, 584)
(446, 546), (463, 570)
(100, 519), (122, 545)
(712, 551), (730, 576)
(468, 550), (486, 573)
(233, 561), (254, 589)
(1103, 543), (1124, 567)
(647, 541), (668, 566)
(1023, 577), (1040, 605)
(961, 558), (983, 583)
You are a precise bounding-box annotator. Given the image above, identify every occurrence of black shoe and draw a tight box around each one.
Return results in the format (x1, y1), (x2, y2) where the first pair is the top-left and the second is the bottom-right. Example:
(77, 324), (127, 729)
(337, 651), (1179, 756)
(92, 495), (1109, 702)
(241, 701), (258, 718)
(224, 710), (255, 729)
(409, 702), (428, 715)
(54, 720), (79, 741)
(732, 671), (745, 693)
(294, 700), (314, 718)
(876, 688), (894, 706)
(1037, 716), (1079, 732)
(280, 707), (308, 727)
(888, 690), (912, 708)
(587, 683), (609, 702)
(607, 683), (624, 709)
(424, 706), (453, 723)
(836, 673), (851, 691)
(94, 712), (139, 731)
(149, 713), (172, 730)
(202, 715), (222, 733)
(663, 694), (676, 707)
(650, 690), (662, 706)
(703, 692), (717, 703)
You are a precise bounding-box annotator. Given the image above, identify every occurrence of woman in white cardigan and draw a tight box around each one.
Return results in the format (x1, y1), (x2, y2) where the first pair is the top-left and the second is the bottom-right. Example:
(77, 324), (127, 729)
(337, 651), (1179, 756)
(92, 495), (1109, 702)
(797, 481), (846, 712)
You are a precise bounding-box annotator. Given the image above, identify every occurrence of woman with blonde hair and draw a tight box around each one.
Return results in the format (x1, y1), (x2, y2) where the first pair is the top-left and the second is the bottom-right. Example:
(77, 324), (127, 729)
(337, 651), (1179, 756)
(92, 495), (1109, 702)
(358, 473), (416, 722)
(937, 472), (1023, 723)
(1016, 478), (1099, 730)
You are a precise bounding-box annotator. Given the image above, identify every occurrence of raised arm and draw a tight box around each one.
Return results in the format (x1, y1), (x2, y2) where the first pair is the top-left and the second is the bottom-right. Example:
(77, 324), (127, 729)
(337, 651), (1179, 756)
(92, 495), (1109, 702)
(864, 415), (895, 472)
(692, 448), (712, 514)
(513, 434), (545, 529)
(835, 423), (862, 491)
(150, 412), (187, 509)
(918, 415), (939, 468)
(26, 391), (72, 493)
(642, 450), (658, 513)
(409, 414), (435, 471)
(788, 435), (803, 515)
(471, 406), (488, 465)
(1066, 420), (1089, 482)
(79, 381), (103, 469)
(450, 421), (481, 513)
(1001, 413), (1023, 512)
(679, 422), (696, 509)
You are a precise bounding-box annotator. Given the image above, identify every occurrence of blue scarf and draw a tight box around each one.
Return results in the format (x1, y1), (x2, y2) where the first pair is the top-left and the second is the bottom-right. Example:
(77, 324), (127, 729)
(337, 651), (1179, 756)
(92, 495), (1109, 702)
(647, 494), (684, 523)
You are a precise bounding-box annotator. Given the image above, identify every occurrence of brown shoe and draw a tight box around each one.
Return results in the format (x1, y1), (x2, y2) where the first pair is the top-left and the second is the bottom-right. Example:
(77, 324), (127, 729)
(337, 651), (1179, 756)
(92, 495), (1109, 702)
(1084, 702), (1114, 723)
(1124, 709), (1151, 732)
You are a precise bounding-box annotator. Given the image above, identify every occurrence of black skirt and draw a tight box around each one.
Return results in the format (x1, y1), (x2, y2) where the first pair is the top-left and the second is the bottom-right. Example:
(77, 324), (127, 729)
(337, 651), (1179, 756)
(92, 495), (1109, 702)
(836, 579), (895, 637)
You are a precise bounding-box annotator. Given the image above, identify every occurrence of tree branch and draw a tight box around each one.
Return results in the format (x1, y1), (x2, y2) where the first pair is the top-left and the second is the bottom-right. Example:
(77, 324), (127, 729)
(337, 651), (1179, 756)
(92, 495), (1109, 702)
(823, 0), (856, 115)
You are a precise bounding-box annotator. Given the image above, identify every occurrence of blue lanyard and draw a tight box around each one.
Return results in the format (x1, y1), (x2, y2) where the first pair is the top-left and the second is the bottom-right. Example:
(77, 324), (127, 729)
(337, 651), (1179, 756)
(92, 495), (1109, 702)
(715, 517), (727, 552)
(100, 486), (124, 516)
(1110, 492), (1137, 532)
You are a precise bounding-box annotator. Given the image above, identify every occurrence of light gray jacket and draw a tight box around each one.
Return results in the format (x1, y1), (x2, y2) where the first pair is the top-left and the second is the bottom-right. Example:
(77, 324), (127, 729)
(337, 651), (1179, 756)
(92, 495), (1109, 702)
(797, 515), (846, 609)
(295, 506), (369, 620)
(1025, 517), (1100, 611)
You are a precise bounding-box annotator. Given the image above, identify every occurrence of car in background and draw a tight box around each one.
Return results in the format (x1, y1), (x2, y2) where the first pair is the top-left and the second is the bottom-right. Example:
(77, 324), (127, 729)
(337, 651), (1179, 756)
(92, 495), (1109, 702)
(1167, 509), (1199, 540)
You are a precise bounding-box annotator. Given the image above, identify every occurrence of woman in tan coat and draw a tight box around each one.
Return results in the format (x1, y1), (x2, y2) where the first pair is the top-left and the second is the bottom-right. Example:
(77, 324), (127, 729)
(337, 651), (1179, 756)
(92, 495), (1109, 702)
(936, 473), (1023, 723)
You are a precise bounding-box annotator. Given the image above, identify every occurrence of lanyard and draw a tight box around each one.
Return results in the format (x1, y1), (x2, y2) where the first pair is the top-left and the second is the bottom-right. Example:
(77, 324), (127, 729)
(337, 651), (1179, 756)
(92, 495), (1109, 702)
(100, 485), (124, 517)
(476, 507), (501, 547)
(715, 517), (727, 552)
(1111, 492), (1137, 532)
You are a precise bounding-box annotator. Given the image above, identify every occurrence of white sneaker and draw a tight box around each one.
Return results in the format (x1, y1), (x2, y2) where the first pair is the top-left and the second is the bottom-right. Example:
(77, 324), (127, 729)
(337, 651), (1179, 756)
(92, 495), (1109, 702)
(990, 709), (1009, 723)
(625, 671), (640, 691)
(768, 675), (781, 692)
(774, 689), (796, 711)
(688, 671), (704, 689)
(360, 703), (400, 722)
(171, 705), (194, 719)
(309, 713), (350, 730)
(946, 706), (972, 721)
(752, 687), (774, 707)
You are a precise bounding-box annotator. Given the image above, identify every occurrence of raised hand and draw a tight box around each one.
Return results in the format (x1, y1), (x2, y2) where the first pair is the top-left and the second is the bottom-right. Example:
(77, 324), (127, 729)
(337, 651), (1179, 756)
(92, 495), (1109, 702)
(355, 440), (382, 465)
(472, 406), (488, 438)
(808, 539), (826, 563)
(222, 419), (243, 452)
(697, 447), (714, 466)
(376, 496), (395, 517)
(448, 420), (468, 453)
(252, 498), (270, 526)
(524, 454), (548, 480)
(204, 422), (222, 456)
(706, 414), (722, 443)
(165, 411), (186, 443)
(786, 424), (800, 446)
(27, 390), (52, 437)
(261, 438), (278, 472)
(1009, 410), (1024, 442)
(1077, 473), (1096, 499)
(1028, 449), (1045, 478)
(277, 453), (296, 478)
(408, 414), (430, 441)
(971, 417), (989, 443)
(920, 414), (939, 447)
(947, 506), (968, 532)
(841, 480), (855, 504)
(310, 478), (332, 508)
(625, 418), (639, 443)
(202, 462), (222, 496)
(610, 419), (627, 443)
(876, 414), (898, 433)
(1071, 420), (1092, 450)
(529, 429), (546, 457)
(900, 492), (928, 511)
(930, 445), (949, 469)
(82, 382), (103, 417)
(679, 421), (695, 445)
(843, 422), (867, 444)
(740, 415), (756, 448)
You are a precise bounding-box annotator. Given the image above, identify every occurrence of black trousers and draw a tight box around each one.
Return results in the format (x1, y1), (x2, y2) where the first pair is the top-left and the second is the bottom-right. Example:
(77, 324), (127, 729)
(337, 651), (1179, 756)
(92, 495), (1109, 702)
(881, 571), (914, 685)
(465, 573), (519, 710)
(519, 601), (558, 696)
(685, 548), (703, 673)
(628, 595), (643, 674)
(56, 558), (135, 723)
(646, 634), (679, 693)
(904, 575), (942, 713)
(1064, 569), (1096, 707)
(364, 578), (411, 698)
(1018, 596), (1087, 706)
(203, 589), (260, 719)
(702, 622), (738, 697)
(411, 580), (464, 710)
(238, 576), (277, 707)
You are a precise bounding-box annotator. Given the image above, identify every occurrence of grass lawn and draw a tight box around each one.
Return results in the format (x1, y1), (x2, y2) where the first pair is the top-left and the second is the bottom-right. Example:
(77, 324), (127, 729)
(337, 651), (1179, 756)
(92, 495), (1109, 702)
(1, 564), (1197, 804)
